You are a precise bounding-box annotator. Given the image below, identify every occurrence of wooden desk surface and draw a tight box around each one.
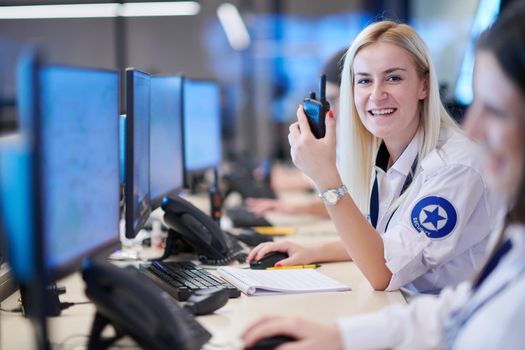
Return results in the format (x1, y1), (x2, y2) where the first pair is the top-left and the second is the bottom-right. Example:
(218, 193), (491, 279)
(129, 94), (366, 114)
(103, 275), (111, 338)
(1, 192), (405, 349)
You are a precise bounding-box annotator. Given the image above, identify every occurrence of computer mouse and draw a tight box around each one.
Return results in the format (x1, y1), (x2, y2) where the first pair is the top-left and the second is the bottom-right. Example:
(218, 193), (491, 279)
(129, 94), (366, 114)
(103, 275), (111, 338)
(237, 229), (274, 247)
(245, 335), (296, 350)
(250, 251), (289, 269)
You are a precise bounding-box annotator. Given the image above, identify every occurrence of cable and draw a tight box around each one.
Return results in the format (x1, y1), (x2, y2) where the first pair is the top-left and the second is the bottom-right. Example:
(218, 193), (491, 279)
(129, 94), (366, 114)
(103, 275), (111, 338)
(0, 306), (23, 313)
(59, 300), (92, 311)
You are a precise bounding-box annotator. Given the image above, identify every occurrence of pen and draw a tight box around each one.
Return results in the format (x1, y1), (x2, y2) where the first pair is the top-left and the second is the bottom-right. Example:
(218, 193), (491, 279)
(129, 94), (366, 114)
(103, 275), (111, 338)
(254, 227), (296, 235)
(266, 264), (319, 270)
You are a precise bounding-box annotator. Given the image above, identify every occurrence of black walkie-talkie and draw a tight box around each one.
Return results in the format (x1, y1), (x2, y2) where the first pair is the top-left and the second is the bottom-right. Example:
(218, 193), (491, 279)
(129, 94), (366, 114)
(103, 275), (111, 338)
(303, 74), (330, 139)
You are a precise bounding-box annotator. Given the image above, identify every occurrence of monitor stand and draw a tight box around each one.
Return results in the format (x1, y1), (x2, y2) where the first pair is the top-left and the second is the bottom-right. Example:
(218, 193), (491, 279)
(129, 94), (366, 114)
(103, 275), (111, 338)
(19, 284), (51, 350)
(20, 282), (65, 317)
(153, 227), (193, 262)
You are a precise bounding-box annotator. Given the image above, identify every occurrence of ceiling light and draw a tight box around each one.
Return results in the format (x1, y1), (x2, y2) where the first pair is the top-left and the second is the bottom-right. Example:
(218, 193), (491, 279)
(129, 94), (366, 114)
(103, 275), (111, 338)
(217, 3), (251, 51)
(0, 2), (200, 20)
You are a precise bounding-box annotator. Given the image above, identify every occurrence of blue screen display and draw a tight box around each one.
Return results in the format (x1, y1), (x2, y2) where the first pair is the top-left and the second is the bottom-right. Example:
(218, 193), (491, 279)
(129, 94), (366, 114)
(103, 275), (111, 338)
(454, 0), (501, 105)
(150, 76), (184, 204)
(119, 114), (126, 185)
(39, 66), (120, 271)
(0, 46), (37, 283)
(0, 135), (34, 282)
(183, 80), (221, 172)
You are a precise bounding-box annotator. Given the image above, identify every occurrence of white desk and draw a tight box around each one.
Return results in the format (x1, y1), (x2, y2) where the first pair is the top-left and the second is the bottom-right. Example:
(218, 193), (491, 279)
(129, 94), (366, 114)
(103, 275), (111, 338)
(1, 193), (406, 349)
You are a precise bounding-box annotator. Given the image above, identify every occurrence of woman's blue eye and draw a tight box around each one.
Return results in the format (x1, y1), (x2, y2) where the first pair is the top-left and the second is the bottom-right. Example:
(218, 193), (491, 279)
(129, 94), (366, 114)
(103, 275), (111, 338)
(387, 75), (402, 82)
(356, 79), (370, 85)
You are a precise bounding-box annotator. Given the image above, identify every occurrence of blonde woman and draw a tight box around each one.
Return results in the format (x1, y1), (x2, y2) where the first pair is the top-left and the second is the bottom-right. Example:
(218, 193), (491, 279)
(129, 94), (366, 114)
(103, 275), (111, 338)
(247, 21), (504, 293)
(243, 4), (525, 348)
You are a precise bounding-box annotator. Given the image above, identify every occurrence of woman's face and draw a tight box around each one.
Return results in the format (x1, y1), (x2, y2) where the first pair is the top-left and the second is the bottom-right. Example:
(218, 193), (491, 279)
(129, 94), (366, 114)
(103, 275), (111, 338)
(353, 42), (427, 145)
(464, 51), (525, 199)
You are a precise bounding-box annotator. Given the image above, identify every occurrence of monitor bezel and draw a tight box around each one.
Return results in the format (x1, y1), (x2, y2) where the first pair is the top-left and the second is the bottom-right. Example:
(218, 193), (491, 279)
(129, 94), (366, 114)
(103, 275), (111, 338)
(124, 68), (152, 239)
(37, 64), (121, 281)
(149, 74), (185, 210)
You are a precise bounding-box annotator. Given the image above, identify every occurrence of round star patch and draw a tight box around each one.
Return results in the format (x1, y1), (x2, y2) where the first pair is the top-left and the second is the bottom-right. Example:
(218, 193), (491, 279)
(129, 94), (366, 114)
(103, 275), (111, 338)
(411, 196), (457, 239)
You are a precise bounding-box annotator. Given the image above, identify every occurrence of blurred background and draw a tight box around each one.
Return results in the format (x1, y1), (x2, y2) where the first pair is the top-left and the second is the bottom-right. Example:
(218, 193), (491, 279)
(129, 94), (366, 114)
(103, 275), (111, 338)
(0, 0), (511, 163)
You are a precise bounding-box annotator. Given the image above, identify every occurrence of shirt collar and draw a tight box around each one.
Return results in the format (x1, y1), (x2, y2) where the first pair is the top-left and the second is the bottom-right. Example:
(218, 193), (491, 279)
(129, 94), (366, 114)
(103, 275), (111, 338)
(374, 132), (420, 176)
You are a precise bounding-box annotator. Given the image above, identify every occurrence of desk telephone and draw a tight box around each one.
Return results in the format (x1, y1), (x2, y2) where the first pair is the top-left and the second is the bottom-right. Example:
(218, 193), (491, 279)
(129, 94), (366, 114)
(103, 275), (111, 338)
(83, 259), (211, 350)
(160, 195), (246, 265)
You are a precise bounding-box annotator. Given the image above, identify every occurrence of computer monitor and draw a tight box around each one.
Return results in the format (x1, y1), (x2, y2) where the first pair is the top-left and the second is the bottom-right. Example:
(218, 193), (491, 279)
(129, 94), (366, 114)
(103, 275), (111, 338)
(39, 66), (120, 279)
(150, 76), (184, 209)
(4, 65), (120, 280)
(0, 47), (39, 284)
(183, 78), (222, 175)
(0, 134), (35, 282)
(454, 0), (501, 105)
(0, 48), (49, 348)
(0, 61), (120, 349)
(124, 69), (151, 239)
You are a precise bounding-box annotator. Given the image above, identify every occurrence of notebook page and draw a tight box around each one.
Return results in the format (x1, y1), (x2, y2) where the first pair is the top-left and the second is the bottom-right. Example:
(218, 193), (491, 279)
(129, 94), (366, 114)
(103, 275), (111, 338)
(217, 267), (351, 296)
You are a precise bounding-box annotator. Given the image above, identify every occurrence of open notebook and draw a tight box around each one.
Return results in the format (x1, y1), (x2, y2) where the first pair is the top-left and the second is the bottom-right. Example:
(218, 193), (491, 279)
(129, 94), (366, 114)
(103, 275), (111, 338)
(217, 266), (351, 296)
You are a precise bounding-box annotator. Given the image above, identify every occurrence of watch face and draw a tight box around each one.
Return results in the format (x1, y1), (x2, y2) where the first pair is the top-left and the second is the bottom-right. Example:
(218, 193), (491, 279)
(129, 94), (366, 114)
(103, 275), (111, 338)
(324, 190), (338, 205)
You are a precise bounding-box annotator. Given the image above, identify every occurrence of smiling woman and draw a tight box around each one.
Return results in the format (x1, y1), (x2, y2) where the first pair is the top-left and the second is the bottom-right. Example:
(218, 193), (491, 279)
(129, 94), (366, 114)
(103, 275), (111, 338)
(242, 3), (525, 348)
(247, 20), (506, 294)
(353, 42), (427, 157)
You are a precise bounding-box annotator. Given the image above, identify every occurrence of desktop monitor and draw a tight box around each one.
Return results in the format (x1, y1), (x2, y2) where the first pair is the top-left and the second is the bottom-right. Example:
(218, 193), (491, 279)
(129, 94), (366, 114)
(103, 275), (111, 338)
(0, 134), (35, 283)
(150, 76), (184, 209)
(0, 47), (39, 284)
(124, 69), (151, 238)
(0, 48), (49, 348)
(183, 79), (222, 174)
(454, 0), (501, 105)
(2, 64), (121, 281)
(39, 66), (120, 279)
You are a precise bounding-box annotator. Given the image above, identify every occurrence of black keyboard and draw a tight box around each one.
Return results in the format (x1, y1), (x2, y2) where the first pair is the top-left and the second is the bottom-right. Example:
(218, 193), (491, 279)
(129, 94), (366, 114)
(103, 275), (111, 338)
(227, 206), (272, 228)
(142, 261), (241, 301)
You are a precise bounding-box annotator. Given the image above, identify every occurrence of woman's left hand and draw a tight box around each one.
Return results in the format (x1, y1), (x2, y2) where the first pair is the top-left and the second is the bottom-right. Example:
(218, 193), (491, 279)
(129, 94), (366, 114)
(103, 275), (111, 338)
(288, 106), (340, 191)
(241, 315), (343, 350)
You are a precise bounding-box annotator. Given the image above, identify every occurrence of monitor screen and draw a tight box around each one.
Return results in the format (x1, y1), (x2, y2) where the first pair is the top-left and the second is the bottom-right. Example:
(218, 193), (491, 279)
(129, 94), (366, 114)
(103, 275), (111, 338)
(125, 69), (151, 239)
(150, 76), (184, 209)
(39, 66), (120, 278)
(454, 0), (501, 105)
(0, 47), (38, 284)
(119, 114), (126, 185)
(0, 135), (34, 283)
(183, 79), (222, 173)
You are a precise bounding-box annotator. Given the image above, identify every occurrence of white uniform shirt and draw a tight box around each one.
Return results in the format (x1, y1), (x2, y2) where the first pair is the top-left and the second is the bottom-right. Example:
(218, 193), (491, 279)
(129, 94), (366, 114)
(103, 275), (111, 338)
(337, 224), (525, 350)
(372, 129), (505, 292)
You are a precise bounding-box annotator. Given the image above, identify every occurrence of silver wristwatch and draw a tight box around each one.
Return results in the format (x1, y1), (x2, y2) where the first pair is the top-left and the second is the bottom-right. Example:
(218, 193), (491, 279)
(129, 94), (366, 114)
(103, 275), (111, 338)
(319, 184), (348, 206)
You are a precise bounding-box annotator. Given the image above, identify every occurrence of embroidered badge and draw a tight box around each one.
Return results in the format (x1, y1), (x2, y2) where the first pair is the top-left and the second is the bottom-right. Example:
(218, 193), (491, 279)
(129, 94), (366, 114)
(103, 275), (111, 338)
(411, 196), (457, 239)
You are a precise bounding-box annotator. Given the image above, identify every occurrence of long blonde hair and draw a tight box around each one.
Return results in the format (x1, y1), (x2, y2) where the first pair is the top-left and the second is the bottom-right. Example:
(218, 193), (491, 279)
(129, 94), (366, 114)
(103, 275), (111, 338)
(337, 21), (459, 214)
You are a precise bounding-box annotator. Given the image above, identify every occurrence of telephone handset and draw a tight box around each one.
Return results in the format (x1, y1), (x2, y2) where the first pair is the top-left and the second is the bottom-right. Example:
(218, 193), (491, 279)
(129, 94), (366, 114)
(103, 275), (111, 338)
(161, 195), (246, 265)
(83, 258), (211, 350)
